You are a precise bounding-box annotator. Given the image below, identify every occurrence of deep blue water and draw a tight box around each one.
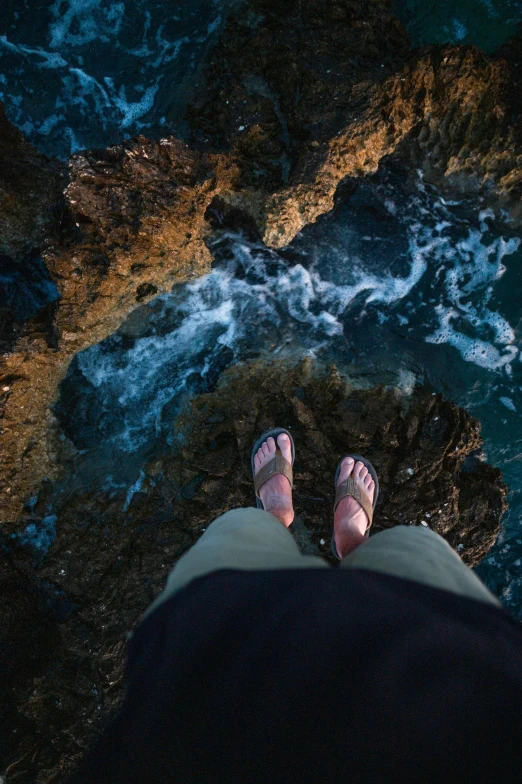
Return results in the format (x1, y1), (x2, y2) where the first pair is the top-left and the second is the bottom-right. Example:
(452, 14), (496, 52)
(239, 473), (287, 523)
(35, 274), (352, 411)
(2, 1), (522, 616)
(0, 251), (60, 319)
(0, 0), (231, 158)
(393, 0), (522, 53)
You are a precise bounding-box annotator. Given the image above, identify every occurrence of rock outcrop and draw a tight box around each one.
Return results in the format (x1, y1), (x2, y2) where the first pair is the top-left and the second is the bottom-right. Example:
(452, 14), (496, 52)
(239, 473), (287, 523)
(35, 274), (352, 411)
(1, 359), (507, 781)
(189, 2), (522, 245)
(0, 137), (237, 524)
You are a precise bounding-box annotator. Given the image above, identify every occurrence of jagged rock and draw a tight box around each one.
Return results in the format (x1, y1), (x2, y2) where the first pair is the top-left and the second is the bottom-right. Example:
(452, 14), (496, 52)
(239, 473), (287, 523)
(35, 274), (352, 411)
(187, 0), (411, 187)
(189, 2), (522, 244)
(0, 134), (237, 524)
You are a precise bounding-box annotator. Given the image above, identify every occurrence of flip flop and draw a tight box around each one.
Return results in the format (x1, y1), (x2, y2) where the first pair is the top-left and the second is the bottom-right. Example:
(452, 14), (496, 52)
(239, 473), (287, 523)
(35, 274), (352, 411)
(331, 454), (380, 560)
(251, 428), (295, 510)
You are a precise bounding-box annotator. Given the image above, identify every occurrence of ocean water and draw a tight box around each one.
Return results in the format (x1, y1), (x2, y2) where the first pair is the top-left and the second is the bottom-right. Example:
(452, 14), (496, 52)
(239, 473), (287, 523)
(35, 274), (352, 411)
(1, 1), (520, 160)
(392, 0), (522, 53)
(0, 0), (231, 158)
(2, 1), (522, 615)
(0, 251), (60, 319)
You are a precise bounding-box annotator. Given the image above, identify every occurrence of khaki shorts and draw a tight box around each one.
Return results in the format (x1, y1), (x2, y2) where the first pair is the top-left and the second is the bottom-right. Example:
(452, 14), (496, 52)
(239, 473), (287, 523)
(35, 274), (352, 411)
(143, 508), (500, 619)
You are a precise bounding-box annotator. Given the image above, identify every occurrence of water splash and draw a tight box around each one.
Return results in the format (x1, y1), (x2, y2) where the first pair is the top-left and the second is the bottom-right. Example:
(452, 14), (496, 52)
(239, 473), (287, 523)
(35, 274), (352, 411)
(57, 172), (521, 476)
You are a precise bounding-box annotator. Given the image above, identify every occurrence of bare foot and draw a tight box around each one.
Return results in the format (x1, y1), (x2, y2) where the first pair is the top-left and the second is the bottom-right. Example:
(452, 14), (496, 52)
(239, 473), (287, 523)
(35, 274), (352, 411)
(254, 434), (294, 527)
(333, 457), (375, 558)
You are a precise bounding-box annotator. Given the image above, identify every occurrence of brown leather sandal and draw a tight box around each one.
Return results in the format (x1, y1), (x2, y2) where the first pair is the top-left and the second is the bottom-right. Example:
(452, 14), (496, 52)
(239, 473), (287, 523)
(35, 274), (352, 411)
(251, 428), (295, 510)
(331, 454), (380, 560)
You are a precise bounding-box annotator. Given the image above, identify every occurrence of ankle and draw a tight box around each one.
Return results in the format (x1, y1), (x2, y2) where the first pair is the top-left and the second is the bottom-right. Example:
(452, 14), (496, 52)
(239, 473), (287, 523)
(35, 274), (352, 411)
(264, 497), (294, 527)
(334, 528), (366, 558)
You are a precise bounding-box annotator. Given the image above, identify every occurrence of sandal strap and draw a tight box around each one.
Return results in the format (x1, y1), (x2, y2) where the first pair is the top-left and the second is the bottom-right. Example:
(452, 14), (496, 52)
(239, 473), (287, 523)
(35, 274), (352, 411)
(254, 452), (293, 497)
(334, 476), (373, 530)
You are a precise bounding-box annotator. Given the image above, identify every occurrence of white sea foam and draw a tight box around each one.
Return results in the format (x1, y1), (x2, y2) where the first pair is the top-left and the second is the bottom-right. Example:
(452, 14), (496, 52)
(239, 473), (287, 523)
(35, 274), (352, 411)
(427, 307), (518, 371)
(11, 515), (57, 554)
(73, 180), (522, 458)
(451, 19), (468, 41)
(0, 35), (68, 68)
(411, 194), (522, 372)
(150, 29), (187, 69)
(49, 0), (125, 49)
(69, 68), (111, 107)
(77, 243), (381, 451)
(103, 77), (159, 127)
(122, 470), (146, 512)
(500, 396), (517, 412)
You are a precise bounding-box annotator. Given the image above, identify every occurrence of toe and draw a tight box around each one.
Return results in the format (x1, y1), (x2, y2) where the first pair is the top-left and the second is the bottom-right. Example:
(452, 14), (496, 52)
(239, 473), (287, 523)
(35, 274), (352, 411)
(277, 433), (293, 463)
(363, 472), (372, 488)
(337, 456), (355, 486)
(354, 461), (365, 479)
(262, 441), (270, 457)
(267, 436), (276, 454)
(359, 466), (368, 481)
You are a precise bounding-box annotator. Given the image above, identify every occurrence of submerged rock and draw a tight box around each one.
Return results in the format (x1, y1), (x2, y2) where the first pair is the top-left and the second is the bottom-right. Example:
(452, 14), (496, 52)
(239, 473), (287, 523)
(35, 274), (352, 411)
(0, 104), (64, 262)
(1, 359), (506, 780)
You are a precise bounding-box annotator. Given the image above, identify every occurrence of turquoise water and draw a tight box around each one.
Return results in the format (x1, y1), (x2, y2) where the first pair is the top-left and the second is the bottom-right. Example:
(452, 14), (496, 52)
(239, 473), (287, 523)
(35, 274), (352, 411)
(2, 1), (522, 616)
(393, 0), (522, 53)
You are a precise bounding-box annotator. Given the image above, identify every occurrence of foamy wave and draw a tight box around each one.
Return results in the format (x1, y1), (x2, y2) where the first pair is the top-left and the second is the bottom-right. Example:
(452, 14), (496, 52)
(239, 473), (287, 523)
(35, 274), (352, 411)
(48, 0), (126, 49)
(59, 172), (522, 496)
(427, 307), (518, 371)
(422, 207), (520, 371)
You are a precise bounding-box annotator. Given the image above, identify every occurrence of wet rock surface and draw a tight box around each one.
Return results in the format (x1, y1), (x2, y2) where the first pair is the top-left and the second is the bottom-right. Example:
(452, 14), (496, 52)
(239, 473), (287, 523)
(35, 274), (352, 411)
(189, 2), (522, 244)
(1, 0), (521, 780)
(0, 359), (507, 781)
(0, 137), (236, 525)
(187, 0), (411, 187)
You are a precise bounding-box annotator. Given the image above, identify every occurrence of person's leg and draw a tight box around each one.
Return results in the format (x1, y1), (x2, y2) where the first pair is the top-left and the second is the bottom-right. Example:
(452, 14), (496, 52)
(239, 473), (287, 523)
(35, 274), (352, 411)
(142, 431), (329, 619)
(143, 507), (329, 619)
(340, 525), (500, 606)
(333, 455), (500, 606)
